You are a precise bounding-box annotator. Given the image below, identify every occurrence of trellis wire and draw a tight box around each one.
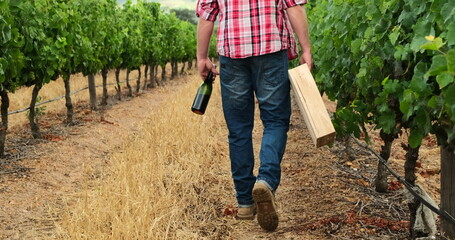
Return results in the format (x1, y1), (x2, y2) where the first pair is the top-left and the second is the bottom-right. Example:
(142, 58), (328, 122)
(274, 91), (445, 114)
(351, 135), (455, 226)
(4, 80), (129, 116)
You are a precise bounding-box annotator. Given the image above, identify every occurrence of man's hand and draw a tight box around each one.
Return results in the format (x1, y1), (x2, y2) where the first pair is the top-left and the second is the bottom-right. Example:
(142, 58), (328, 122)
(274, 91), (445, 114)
(197, 58), (218, 81)
(300, 50), (313, 71)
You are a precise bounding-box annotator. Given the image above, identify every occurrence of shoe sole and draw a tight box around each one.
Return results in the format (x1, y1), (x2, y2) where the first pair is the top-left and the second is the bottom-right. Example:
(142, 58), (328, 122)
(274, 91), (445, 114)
(253, 185), (278, 231)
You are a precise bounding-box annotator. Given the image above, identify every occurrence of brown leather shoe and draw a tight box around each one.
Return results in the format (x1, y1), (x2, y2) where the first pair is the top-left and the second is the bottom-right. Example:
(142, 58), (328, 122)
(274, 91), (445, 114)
(253, 182), (278, 231)
(235, 204), (257, 220)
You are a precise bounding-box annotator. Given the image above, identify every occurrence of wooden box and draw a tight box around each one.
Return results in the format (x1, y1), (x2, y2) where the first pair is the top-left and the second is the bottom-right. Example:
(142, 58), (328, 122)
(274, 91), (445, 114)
(288, 64), (336, 147)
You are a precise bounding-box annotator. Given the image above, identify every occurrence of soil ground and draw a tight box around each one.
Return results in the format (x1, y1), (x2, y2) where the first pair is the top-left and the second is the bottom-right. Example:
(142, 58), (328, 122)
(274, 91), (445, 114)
(0, 70), (442, 239)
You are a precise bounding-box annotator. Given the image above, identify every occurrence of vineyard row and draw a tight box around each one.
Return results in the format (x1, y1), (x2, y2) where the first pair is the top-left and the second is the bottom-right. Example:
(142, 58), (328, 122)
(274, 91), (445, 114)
(307, 0), (454, 238)
(0, 0), (210, 157)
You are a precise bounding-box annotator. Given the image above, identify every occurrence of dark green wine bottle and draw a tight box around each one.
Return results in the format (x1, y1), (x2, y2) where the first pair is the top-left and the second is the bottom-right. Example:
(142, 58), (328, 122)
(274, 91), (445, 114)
(191, 71), (213, 115)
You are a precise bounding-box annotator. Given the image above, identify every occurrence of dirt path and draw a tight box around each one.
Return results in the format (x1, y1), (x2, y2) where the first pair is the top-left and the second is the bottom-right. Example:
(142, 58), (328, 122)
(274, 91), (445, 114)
(0, 71), (429, 239)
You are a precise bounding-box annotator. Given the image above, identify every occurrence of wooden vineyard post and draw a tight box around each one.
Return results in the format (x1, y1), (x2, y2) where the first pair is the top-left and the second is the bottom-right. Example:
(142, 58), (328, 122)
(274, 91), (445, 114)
(440, 145), (455, 239)
(88, 74), (97, 110)
(288, 64), (336, 147)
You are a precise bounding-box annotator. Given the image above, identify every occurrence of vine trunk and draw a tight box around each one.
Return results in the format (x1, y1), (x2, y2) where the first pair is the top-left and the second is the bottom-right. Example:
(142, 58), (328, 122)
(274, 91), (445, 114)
(63, 75), (74, 125)
(136, 68), (141, 93)
(29, 85), (42, 139)
(404, 145), (426, 239)
(374, 132), (394, 193)
(126, 69), (132, 97)
(0, 90), (9, 158)
(101, 69), (109, 106)
(115, 67), (122, 101)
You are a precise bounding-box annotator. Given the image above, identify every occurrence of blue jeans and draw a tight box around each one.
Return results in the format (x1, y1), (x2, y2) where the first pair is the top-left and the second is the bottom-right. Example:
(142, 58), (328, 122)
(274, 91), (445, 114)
(219, 50), (291, 207)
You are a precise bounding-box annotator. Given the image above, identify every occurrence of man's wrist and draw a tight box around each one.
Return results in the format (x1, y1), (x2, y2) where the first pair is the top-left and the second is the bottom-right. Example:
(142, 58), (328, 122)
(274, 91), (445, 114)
(197, 56), (209, 61)
(300, 44), (311, 53)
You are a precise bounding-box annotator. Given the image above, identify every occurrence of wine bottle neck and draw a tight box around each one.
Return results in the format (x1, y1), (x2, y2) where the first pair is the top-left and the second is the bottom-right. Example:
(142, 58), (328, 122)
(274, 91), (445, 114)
(204, 71), (214, 84)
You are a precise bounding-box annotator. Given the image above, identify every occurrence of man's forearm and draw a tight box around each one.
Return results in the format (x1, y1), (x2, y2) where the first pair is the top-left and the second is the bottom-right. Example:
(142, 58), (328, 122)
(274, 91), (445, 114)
(286, 5), (311, 53)
(197, 18), (215, 60)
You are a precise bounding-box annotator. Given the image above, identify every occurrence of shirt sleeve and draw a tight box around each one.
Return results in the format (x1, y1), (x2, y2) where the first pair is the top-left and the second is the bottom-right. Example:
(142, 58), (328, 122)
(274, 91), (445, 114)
(195, 0), (219, 22)
(282, 0), (307, 9)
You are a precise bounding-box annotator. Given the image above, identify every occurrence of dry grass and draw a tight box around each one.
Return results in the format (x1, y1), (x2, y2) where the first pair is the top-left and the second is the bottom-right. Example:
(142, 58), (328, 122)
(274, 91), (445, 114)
(55, 78), (235, 239)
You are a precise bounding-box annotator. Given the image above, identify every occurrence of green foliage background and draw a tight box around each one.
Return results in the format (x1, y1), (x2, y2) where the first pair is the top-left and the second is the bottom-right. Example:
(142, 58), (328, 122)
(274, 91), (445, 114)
(0, 0), (197, 92)
(309, 0), (454, 149)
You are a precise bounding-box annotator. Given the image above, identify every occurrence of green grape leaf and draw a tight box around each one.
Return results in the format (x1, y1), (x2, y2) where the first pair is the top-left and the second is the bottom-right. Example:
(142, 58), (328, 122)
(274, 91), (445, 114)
(420, 37), (444, 51)
(400, 89), (415, 120)
(411, 36), (429, 52)
(448, 124), (455, 142)
(389, 30), (400, 45)
(447, 22), (455, 45)
(409, 0), (427, 15)
(398, 10), (414, 27)
(381, 76), (390, 86)
(427, 55), (447, 77)
(383, 79), (400, 93)
(364, 27), (373, 39)
(2, 27), (12, 44)
(430, 0), (444, 14)
(444, 84), (455, 108)
(443, 84), (455, 121)
(416, 108), (431, 134)
(356, 68), (367, 78)
(409, 128), (424, 148)
(0, 58), (5, 79)
(440, 2), (455, 24)
(447, 49), (455, 73)
(351, 39), (362, 55)
(378, 113), (397, 134)
(411, 20), (434, 51)
(394, 45), (408, 60)
(414, 20), (432, 36)
(410, 62), (428, 93)
(427, 95), (438, 108)
(436, 72), (454, 89)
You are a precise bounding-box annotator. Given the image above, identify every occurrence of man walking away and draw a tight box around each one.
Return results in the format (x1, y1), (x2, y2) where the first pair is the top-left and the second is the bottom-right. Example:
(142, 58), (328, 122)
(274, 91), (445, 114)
(195, 0), (312, 232)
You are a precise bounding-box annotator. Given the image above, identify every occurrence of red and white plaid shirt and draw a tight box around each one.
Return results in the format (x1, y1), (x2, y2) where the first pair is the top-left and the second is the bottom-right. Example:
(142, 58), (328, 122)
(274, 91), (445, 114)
(196, 0), (307, 59)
